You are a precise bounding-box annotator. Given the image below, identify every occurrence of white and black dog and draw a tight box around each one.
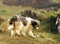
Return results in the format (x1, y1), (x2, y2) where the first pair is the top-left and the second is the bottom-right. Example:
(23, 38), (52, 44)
(8, 15), (40, 38)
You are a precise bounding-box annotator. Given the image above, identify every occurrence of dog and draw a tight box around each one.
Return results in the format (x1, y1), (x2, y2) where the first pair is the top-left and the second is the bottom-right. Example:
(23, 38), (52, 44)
(8, 15), (40, 38)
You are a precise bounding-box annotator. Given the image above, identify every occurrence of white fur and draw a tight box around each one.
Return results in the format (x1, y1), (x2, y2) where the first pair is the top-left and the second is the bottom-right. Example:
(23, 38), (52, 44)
(8, 25), (13, 30)
(56, 17), (59, 25)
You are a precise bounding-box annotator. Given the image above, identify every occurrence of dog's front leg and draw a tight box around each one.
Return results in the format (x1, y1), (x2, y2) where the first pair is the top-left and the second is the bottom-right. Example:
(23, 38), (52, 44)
(16, 30), (21, 36)
(21, 31), (27, 36)
(27, 30), (36, 38)
(10, 30), (15, 36)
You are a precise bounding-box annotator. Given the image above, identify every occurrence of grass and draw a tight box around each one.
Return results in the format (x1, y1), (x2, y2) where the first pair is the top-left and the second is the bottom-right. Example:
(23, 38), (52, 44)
(0, 1), (60, 44)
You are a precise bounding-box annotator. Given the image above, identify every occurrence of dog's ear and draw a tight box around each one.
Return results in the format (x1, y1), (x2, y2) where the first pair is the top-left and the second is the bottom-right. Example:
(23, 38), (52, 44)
(31, 20), (40, 29)
(9, 20), (13, 25)
(31, 21), (37, 26)
(9, 16), (18, 25)
(31, 20), (37, 28)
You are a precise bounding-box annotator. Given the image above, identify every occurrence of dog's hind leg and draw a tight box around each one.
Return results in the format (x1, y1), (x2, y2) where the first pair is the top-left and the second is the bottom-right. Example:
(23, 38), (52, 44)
(16, 30), (21, 36)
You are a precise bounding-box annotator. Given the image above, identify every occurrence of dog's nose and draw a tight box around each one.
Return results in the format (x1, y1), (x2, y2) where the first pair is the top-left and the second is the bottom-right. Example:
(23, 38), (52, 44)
(36, 27), (39, 30)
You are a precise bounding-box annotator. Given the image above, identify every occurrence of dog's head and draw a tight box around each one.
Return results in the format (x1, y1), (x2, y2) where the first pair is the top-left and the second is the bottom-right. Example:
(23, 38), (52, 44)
(31, 20), (40, 30)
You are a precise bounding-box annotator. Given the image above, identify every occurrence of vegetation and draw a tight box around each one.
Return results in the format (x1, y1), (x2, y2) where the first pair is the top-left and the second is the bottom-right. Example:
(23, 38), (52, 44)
(0, 0), (60, 44)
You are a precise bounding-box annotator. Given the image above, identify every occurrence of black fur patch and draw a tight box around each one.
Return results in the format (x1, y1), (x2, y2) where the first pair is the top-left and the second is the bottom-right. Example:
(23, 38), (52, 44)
(20, 16), (27, 26)
(31, 20), (39, 29)
(9, 16), (18, 25)
(22, 19), (27, 26)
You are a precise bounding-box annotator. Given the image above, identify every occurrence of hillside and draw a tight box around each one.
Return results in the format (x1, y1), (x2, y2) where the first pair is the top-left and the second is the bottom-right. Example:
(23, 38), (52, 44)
(0, 0), (60, 44)
(2, 0), (60, 8)
(52, 0), (60, 3)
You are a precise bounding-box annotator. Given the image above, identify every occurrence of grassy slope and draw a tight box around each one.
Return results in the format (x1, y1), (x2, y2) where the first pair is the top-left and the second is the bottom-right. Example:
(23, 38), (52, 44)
(52, 0), (60, 3)
(0, 1), (60, 44)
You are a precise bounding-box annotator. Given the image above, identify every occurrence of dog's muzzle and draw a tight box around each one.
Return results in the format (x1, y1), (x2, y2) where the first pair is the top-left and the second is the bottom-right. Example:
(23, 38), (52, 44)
(35, 27), (39, 30)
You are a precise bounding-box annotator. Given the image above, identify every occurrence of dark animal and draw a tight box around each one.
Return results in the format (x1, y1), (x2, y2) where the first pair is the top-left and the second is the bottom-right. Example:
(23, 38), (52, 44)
(21, 10), (38, 19)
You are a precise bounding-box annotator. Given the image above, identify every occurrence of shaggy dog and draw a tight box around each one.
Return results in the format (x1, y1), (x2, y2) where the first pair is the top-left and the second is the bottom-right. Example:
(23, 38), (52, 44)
(8, 15), (40, 38)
